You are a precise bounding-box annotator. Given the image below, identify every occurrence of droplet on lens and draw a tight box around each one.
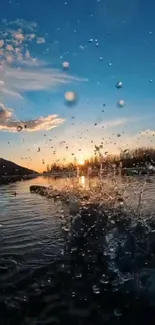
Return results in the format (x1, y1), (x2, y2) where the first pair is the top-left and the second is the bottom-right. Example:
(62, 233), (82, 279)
(114, 309), (122, 317)
(62, 61), (69, 69)
(116, 81), (123, 89)
(92, 284), (100, 294)
(17, 125), (23, 132)
(64, 91), (77, 106)
(117, 99), (125, 108)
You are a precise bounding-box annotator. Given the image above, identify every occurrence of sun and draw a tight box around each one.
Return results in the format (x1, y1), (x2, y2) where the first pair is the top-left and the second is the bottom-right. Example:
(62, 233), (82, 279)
(78, 159), (85, 165)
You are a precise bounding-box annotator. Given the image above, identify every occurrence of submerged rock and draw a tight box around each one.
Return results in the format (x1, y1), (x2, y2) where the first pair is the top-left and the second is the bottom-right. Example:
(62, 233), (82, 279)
(30, 185), (48, 192)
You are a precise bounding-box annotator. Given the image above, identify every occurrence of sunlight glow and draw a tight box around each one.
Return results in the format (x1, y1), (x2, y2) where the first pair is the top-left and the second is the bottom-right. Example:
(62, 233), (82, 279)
(78, 159), (85, 165)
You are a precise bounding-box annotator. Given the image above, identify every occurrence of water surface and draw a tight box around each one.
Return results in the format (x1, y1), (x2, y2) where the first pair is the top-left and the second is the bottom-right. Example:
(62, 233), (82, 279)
(1, 175), (155, 325)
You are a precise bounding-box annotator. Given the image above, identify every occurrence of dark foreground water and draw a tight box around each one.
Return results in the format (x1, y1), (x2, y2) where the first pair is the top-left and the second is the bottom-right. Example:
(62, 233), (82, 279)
(1, 176), (155, 325)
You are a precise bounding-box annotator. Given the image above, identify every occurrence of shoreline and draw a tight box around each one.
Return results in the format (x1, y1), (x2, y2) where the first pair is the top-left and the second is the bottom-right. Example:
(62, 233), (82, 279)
(0, 174), (39, 185)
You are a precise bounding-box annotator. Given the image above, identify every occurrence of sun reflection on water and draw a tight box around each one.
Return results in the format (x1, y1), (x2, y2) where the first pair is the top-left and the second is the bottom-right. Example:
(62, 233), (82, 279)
(79, 175), (86, 188)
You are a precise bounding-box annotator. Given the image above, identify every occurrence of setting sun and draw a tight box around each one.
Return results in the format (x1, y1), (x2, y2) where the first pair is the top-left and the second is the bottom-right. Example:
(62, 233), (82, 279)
(78, 159), (85, 166)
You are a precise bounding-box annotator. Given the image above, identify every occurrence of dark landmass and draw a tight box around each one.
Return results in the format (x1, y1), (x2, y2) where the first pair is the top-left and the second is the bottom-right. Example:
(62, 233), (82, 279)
(0, 158), (38, 184)
(44, 147), (155, 175)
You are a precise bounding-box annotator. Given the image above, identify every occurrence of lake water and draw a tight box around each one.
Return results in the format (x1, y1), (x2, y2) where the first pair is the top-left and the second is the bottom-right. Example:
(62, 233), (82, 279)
(1, 175), (155, 324)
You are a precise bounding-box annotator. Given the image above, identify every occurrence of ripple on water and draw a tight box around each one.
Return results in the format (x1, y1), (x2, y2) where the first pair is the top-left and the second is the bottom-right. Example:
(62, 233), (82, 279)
(0, 178), (64, 267)
(1, 177), (155, 324)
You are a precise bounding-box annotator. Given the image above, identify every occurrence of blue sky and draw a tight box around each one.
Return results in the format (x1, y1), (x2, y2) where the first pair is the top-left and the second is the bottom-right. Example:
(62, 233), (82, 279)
(0, 0), (155, 171)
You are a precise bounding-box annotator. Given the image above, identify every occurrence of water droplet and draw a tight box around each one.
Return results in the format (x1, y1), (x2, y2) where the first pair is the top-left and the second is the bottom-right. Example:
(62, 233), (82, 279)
(65, 91), (77, 105)
(114, 309), (122, 317)
(149, 79), (153, 83)
(62, 226), (69, 232)
(92, 284), (100, 294)
(75, 272), (82, 278)
(17, 125), (23, 132)
(100, 274), (109, 284)
(62, 61), (69, 69)
(109, 62), (112, 66)
(23, 295), (27, 302)
(117, 99), (125, 108)
(118, 198), (124, 205)
(116, 81), (123, 89)
(117, 133), (121, 137)
(71, 247), (77, 253)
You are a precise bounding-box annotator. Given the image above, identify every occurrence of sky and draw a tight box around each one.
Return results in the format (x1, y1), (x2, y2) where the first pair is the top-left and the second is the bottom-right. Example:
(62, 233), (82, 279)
(0, 0), (155, 171)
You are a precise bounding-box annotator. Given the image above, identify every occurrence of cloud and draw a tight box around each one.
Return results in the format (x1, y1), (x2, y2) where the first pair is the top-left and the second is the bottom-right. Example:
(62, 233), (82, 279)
(96, 116), (142, 130)
(26, 34), (36, 41)
(139, 129), (155, 136)
(0, 80), (5, 86)
(0, 64), (87, 98)
(1, 87), (23, 98)
(118, 128), (155, 152)
(13, 31), (25, 41)
(0, 103), (13, 120)
(104, 117), (128, 128)
(0, 40), (4, 48)
(5, 44), (14, 51)
(7, 19), (37, 31)
(6, 54), (14, 63)
(0, 19), (86, 103)
(25, 49), (30, 58)
(0, 102), (65, 132)
(0, 115), (64, 133)
(0, 19), (43, 65)
(36, 37), (45, 44)
(96, 117), (128, 129)
(0, 19), (87, 99)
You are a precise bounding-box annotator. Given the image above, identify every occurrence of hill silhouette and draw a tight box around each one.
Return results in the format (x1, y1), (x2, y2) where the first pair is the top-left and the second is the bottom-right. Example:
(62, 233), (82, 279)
(0, 158), (38, 178)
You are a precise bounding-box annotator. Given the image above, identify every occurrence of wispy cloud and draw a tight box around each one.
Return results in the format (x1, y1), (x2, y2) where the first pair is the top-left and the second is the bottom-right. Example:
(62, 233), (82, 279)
(96, 117), (128, 129)
(0, 86), (23, 98)
(0, 73), (23, 98)
(96, 116), (142, 129)
(0, 19), (87, 99)
(0, 19), (87, 134)
(0, 64), (86, 98)
(0, 102), (64, 132)
(7, 19), (37, 31)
